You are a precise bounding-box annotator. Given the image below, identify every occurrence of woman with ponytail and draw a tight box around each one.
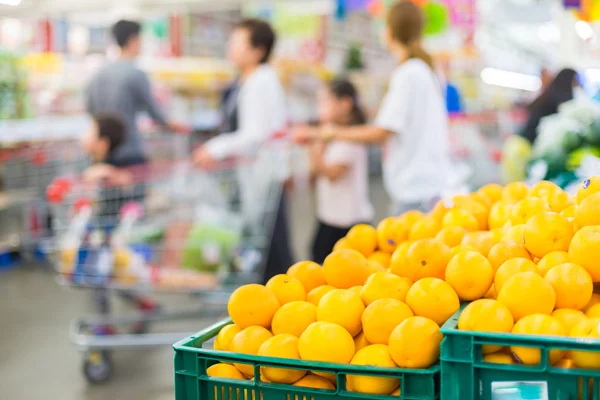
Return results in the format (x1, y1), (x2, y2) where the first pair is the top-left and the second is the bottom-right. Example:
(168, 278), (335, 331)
(296, 1), (450, 215)
(308, 78), (374, 263)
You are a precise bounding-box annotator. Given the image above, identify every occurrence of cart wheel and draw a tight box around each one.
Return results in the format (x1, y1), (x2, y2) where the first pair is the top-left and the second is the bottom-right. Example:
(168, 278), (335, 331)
(83, 351), (113, 384)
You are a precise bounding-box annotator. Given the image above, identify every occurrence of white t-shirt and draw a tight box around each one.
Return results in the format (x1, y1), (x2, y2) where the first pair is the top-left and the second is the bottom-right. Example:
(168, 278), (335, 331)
(375, 58), (450, 203)
(316, 141), (374, 227)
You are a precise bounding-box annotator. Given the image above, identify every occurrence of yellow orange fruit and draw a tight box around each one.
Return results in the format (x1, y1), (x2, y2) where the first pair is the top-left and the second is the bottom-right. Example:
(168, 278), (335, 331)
(317, 289), (365, 337)
(570, 318), (600, 368)
(271, 301), (317, 337)
(293, 374), (335, 390)
(585, 304), (600, 318)
(405, 278), (460, 326)
(360, 272), (413, 306)
(471, 192), (493, 208)
(361, 298), (414, 344)
(551, 309), (587, 334)
(298, 321), (355, 364)
(569, 226), (600, 282)
(445, 251), (494, 301)
(576, 176), (600, 204)
(214, 323), (242, 351)
(388, 316), (443, 368)
(510, 197), (551, 226)
(430, 200), (450, 221)
(266, 274), (306, 305)
(287, 261), (326, 292)
(376, 217), (408, 253)
(368, 251), (392, 268)
(452, 196), (490, 230)
(458, 299), (514, 354)
(561, 205), (577, 219)
(461, 231), (494, 256)
(511, 314), (565, 365)
(494, 258), (539, 293)
(388, 241), (414, 276)
(333, 237), (351, 251)
(487, 241), (532, 272)
(354, 331), (370, 352)
(530, 180), (560, 199)
(548, 190), (574, 213)
(537, 251), (571, 276)
(398, 210), (425, 229)
(258, 334), (306, 384)
(349, 286), (363, 296)
(403, 239), (451, 281)
(347, 345), (399, 394)
(575, 192), (600, 228)
(523, 212), (574, 258)
(489, 201), (514, 230)
(478, 183), (503, 203)
(497, 272), (556, 320)
(503, 224), (525, 244)
(207, 363), (246, 380)
(306, 285), (335, 306)
(409, 216), (440, 240)
(584, 293), (600, 313)
(484, 285), (497, 299)
(501, 181), (530, 204)
(323, 249), (371, 289)
(544, 263), (593, 310)
(483, 352), (514, 364)
(436, 226), (468, 248)
(390, 387), (401, 396)
(442, 208), (479, 232)
(346, 224), (378, 257)
(367, 260), (385, 275)
(228, 284), (280, 329)
(230, 326), (273, 377)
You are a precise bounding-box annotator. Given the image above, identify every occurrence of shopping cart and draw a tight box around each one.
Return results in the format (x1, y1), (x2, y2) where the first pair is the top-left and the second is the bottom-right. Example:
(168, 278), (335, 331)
(46, 137), (286, 384)
(0, 132), (190, 260)
(448, 109), (526, 189)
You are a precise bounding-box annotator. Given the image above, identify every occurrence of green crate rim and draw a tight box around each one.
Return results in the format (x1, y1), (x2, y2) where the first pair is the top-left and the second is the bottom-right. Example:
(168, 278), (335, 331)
(174, 318), (440, 399)
(440, 305), (600, 376)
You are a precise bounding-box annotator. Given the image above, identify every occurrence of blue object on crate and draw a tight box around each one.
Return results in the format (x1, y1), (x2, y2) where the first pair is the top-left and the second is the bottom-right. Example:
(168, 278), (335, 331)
(0, 251), (18, 271)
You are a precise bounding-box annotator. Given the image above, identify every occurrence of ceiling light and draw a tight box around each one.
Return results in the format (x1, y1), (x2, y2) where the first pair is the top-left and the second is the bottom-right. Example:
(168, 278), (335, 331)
(481, 68), (542, 92)
(0, 0), (22, 5)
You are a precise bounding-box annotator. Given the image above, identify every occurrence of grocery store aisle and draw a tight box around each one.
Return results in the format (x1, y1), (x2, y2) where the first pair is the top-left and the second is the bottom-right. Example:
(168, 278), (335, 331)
(0, 177), (388, 400)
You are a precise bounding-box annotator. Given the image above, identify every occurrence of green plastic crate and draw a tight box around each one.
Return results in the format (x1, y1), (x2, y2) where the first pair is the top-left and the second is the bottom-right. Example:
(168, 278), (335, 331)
(173, 319), (440, 400)
(441, 307), (600, 400)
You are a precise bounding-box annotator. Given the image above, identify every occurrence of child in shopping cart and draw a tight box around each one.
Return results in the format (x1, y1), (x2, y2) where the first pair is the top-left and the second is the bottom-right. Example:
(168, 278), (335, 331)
(81, 113), (159, 330)
(309, 79), (374, 263)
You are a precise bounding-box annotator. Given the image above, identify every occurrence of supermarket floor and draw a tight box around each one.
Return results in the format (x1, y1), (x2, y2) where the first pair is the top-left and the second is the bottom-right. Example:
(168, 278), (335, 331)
(0, 177), (389, 400)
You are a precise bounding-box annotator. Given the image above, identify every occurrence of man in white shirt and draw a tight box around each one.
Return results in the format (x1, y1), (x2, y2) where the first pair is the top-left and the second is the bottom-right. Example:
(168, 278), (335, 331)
(194, 19), (293, 281)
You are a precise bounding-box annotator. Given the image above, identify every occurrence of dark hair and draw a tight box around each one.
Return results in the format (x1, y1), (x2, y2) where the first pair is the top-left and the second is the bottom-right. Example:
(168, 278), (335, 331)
(327, 78), (367, 125)
(387, 1), (434, 70)
(529, 68), (578, 114)
(94, 113), (126, 153)
(235, 19), (276, 64)
(112, 20), (141, 48)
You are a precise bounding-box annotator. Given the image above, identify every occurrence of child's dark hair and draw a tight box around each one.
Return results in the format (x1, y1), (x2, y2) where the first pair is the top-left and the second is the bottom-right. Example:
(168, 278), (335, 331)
(94, 113), (126, 153)
(327, 78), (367, 125)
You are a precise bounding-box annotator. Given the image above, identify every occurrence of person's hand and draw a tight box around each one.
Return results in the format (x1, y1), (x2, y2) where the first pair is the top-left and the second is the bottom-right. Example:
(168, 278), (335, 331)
(168, 122), (192, 135)
(293, 124), (321, 145)
(193, 147), (217, 169)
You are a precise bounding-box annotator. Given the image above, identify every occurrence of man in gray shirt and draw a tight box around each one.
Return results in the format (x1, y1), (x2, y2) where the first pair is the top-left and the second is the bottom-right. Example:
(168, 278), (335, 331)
(86, 20), (175, 164)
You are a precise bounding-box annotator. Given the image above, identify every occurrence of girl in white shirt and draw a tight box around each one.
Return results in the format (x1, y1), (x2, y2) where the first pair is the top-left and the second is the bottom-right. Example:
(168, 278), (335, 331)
(296, 2), (450, 215)
(309, 79), (374, 263)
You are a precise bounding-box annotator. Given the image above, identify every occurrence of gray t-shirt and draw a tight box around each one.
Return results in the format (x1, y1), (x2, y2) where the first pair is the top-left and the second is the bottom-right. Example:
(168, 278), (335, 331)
(86, 60), (167, 161)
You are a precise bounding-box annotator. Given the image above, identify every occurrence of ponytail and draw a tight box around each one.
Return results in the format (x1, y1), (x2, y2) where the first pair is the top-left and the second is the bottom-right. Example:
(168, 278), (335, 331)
(407, 40), (434, 70)
(350, 102), (367, 125)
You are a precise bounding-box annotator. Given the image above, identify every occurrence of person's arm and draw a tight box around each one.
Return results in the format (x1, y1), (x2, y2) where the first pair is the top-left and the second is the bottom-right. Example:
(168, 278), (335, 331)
(133, 71), (169, 127)
(327, 125), (391, 144)
(202, 77), (275, 160)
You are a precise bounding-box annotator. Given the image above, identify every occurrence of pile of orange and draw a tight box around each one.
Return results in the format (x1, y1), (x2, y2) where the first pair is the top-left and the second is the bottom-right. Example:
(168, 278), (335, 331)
(207, 176), (600, 393)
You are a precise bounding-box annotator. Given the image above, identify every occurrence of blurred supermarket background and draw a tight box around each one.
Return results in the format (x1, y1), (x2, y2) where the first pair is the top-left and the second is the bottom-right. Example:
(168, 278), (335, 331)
(3, 0), (600, 398)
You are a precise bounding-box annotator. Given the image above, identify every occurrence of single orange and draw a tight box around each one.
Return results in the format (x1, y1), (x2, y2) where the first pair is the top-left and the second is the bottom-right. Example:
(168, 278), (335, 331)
(487, 241), (532, 272)
(346, 224), (377, 257)
(477, 183), (503, 203)
(405, 278), (460, 326)
(576, 176), (600, 204)
(569, 226), (600, 282)
(501, 182), (530, 204)
(537, 251), (570, 276)
(360, 272), (413, 305)
(575, 192), (600, 228)
(408, 216), (440, 240)
(494, 258), (539, 293)
(442, 208), (479, 232)
(404, 239), (452, 281)
(509, 197), (550, 226)
(323, 249), (371, 289)
(488, 201), (514, 230)
(445, 251), (494, 301)
(544, 263), (593, 310)
(388, 241), (414, 277)
(497, 272), (556, 320)
(523, 212), (574, 258)
(530, 180), (560, 199)
(461, 231), (495, 256)
(287, 261), (326, 292)
(511, 314), (565, 365)
(435, 226), (468, 248)
(376, 217), (408, 253)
